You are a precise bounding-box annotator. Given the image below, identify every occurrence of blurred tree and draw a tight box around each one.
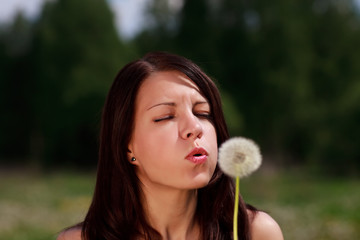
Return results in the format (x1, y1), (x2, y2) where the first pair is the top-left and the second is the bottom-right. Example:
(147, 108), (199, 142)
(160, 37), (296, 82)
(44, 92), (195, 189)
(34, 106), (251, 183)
(134, 0), (178, 54)
(0, 13), (33, 162)
(214, 0), (360, 173)
(305, 1), (360, 174)
(213, 0), (317, 162)
(2, 0), (359, 174)
(29, 0), (135, 166)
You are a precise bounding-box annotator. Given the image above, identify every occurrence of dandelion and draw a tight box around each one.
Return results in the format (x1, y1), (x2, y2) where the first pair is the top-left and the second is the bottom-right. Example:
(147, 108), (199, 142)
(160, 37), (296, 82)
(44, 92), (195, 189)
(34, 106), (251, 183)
(218, 137), (262, 178)
(218, 137), (262, 240)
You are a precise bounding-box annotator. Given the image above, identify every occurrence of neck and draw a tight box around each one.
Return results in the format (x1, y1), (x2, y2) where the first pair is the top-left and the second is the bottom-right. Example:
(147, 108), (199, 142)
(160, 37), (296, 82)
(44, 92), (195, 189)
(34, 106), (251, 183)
(140, 183), (200, 240)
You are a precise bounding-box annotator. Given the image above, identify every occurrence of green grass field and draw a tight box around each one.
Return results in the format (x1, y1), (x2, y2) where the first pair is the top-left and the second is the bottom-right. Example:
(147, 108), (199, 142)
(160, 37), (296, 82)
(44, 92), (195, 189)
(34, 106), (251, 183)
(242, 169), (360, 240)
(0, 167), (359, 240)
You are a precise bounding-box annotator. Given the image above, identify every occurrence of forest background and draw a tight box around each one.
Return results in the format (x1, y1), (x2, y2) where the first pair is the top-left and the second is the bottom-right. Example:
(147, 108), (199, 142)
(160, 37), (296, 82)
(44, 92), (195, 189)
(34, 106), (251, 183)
(1, 0), (360, 174)
(0, 0), (359, 239)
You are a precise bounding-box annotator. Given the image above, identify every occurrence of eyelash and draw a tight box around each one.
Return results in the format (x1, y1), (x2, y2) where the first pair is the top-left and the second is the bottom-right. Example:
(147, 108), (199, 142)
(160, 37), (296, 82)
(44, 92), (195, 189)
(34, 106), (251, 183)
(154, 116), (174, 122)
(154, 112), (212, 122)
(195, 112), (212, 120)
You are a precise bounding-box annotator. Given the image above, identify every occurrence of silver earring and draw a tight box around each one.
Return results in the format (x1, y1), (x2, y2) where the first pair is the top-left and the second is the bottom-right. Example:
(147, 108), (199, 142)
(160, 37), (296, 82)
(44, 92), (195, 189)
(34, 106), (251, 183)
(131, 157), (136, 162)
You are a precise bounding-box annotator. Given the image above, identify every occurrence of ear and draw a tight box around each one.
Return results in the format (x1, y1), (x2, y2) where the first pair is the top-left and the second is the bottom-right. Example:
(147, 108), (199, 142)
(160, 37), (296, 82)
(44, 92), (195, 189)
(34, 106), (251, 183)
(127, 141), (133, 157)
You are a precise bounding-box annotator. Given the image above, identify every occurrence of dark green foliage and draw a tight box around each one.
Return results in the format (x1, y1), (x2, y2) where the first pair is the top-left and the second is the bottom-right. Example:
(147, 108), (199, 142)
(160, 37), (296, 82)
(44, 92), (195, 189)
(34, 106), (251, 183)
(0, 0), (136, 166)
(0, 13), (33, 160)
(29, 0), (136, 166)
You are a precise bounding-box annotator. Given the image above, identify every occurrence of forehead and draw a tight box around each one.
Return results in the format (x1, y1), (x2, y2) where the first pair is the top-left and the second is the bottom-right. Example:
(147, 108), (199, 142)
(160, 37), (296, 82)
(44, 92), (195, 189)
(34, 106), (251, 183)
(136, 71), (205, 106)
(141, 70), (199, 91)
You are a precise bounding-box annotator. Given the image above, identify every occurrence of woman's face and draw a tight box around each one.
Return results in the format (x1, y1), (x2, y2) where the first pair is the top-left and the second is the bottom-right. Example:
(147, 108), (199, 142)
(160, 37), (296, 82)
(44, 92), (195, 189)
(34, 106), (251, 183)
(128, 71), (218, 190)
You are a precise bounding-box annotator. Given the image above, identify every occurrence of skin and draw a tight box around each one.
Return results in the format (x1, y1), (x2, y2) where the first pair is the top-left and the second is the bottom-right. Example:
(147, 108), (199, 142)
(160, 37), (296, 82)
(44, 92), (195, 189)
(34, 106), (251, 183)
(57, 71), (284, 240)
(250, 211), (284, 240)
(57, 213), (284, 240)
(128, 71), (218, 191)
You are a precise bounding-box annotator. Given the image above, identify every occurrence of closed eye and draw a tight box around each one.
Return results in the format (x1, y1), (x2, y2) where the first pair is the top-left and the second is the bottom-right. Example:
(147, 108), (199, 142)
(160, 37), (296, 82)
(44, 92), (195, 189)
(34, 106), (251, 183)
(154, 116), (174, 122)
(195, 112), (212, 120)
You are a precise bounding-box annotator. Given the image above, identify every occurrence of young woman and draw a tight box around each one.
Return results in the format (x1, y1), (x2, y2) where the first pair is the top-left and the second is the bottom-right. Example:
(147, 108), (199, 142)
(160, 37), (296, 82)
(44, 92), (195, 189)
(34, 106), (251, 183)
(58, 52), (283, 240)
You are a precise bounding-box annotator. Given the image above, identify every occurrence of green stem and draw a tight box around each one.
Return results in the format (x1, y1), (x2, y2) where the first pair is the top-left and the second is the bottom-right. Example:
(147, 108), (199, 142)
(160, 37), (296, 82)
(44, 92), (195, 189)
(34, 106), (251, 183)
(234, 176), (239, 240)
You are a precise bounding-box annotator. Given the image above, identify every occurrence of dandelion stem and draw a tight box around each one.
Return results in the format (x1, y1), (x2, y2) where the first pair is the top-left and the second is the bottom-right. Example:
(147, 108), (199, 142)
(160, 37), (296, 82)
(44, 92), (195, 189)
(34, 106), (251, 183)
(233, 176), (239, 240)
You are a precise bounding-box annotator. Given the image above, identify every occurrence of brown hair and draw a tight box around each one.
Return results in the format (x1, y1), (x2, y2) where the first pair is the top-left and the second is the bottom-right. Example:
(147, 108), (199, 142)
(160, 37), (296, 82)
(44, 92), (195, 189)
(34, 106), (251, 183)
(81, 52), (253, 239)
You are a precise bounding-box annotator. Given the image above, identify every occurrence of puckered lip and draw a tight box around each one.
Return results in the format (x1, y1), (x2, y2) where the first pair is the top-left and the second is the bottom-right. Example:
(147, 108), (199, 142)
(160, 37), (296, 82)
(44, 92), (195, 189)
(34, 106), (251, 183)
(185, 147), (209, 164)
(186, 147), (208, 158)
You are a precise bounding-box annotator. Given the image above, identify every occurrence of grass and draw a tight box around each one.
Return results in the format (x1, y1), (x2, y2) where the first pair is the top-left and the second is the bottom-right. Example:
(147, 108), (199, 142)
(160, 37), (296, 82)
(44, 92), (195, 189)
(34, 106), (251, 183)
(0, 167), (359, 240)
(0, 168), (94, 240)
(242, 168), (360, 240)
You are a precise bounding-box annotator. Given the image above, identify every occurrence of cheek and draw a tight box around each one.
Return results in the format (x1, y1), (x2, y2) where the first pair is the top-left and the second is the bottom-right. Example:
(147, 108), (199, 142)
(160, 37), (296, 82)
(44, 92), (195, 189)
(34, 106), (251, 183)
(205, 124), (218, 165)
(207, 124), (218, 147)
(130, 122), (149, 156)
(131, 122), (175, 158)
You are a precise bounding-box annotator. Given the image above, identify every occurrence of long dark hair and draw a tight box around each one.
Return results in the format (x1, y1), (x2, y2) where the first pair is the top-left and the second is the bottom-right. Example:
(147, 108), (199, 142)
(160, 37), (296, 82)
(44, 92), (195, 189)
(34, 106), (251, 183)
(81, 52), (253, 239)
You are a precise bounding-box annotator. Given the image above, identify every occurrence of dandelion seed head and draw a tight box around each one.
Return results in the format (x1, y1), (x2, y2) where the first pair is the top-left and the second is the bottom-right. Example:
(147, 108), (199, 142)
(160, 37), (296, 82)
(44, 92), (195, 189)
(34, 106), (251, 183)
(218, 137), (262, 178)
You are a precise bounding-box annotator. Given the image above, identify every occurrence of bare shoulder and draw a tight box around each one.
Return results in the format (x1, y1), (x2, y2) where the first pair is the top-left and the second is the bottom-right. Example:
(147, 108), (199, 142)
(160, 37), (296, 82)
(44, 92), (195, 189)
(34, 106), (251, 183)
(249, 211), (284, 240)
(57, 227), (82, 240)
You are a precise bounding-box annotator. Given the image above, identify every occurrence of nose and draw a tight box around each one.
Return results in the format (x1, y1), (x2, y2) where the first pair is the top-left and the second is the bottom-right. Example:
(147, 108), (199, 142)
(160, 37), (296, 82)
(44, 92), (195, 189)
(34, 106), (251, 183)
(179, 112), (203, 140)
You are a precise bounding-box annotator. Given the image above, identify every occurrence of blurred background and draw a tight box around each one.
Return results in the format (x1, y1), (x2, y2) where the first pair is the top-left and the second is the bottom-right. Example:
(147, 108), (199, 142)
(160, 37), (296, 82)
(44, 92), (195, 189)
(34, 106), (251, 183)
(0, 0), (359, 239)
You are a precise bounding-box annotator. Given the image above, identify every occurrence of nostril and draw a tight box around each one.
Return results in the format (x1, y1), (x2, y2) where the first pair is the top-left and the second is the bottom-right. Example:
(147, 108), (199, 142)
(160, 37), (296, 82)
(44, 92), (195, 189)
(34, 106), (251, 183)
(187, 133), (192, 138)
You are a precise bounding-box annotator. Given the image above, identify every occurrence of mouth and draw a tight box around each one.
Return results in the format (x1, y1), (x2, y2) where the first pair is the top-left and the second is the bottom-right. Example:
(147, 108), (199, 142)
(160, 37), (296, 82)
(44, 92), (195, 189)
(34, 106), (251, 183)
(186, 147), (208, 164)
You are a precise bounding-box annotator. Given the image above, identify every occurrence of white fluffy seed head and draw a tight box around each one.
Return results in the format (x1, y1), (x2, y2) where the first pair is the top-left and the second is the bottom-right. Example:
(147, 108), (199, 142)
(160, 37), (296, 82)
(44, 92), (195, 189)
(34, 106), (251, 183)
(218, 137), (262, 178)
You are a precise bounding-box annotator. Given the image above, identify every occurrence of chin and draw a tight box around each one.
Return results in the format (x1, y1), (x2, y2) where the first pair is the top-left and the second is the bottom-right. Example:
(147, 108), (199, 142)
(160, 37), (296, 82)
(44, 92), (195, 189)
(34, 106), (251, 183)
(189, 174), (212, 189)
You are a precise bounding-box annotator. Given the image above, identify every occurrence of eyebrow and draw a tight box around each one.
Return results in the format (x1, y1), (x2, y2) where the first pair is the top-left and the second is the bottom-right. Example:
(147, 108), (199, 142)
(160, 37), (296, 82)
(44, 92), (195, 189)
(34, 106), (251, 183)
(147, 102), (176, 110)
(147, 101), (209, 111)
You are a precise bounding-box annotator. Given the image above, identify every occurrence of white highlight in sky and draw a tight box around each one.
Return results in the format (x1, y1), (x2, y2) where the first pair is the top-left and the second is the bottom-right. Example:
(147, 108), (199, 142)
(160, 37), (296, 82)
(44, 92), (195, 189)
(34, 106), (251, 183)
(0, 0), (45, 23)
(0, 0), (148, 39)
(108, 0), (149, 39)
(1, 0), (360, 38)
